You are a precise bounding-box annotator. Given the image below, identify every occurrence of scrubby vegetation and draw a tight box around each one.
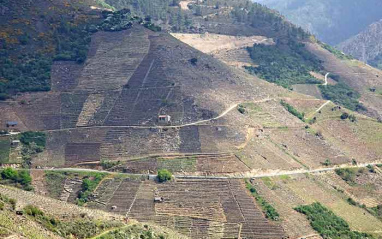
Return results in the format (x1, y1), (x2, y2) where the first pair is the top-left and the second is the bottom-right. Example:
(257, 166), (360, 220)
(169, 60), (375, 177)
(19, 132), (46, 148)
(295, 202), (372, 239)
(319, 42), (353, 60)
(0, 168), (32, 191)
(0, 53), (52, 99)
(77, 173), (106, 205)
(245, 180), (280, 221)
(319, 82), (365, 112)
(45, 171), (67, 199)
(246, 42), (323, 88)
(280, 100), (305, 121)
(335, 168), (361, 185)
(0, 139), (10, 164)
(101, 159), (121, 170)
(23, 205), (123, 238)
(0, 2), (161, 100)
(157, 169), (172, 182)
(369, 205), (382, 220)
(96, 224), (166, 239)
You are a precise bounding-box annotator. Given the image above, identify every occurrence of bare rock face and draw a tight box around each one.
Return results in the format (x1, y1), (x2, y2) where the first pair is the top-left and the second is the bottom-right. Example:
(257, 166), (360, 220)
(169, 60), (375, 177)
(339, 19), (382, 69)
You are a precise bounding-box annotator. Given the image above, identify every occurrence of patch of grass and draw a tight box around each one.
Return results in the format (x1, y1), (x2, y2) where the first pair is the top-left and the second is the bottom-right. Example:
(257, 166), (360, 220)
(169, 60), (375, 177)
(245, 180), (280, 221)
(279, 175), (291, 181)
(280, 100), (305, 121)
(246, 41), (323, 88)
(295, 202), (372, 238)
(261, 177), (278, 190)
(0, 139), (10, 164)
(157, 157), (196, 172)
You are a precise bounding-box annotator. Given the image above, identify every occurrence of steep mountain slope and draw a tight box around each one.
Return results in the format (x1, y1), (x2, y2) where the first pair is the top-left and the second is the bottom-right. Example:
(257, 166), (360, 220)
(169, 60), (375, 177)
(0, 1), (381, 238)
(255, 0), (382, 45)
(339, 19), (382, 70)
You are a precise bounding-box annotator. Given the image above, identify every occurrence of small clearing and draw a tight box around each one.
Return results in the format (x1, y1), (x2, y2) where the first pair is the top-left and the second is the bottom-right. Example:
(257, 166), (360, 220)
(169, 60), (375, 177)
(171, 33), (274, 54)
(179, 1), (194, 10)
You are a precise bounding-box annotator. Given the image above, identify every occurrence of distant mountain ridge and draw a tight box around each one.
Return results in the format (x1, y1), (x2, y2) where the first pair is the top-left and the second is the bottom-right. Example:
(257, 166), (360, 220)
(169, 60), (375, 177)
(254, 0), (382, 45)
(339, 19), (382, 69)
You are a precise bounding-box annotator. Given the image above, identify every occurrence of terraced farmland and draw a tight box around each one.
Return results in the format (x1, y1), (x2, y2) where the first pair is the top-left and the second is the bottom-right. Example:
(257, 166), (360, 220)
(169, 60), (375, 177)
(86, 178), (285, 238)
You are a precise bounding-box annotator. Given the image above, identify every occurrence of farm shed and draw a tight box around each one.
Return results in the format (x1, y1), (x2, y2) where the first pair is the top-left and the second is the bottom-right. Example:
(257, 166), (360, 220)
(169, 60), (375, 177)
(158, 115), (171, 124)
(6, 121), (18, 127)
(11, 140), (20, 147)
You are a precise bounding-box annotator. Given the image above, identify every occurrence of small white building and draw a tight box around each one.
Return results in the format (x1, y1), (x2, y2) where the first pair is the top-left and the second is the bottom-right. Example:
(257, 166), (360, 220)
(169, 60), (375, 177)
(11, 140), (20, 147)
(158, 115), (171, 124)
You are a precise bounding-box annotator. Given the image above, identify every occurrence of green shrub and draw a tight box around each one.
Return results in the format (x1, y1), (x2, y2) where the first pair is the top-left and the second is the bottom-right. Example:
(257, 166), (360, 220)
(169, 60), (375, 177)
(295, 202), (371, 238)
(0, 168), (33, 190)
(238, 105), (246, 114)
(1, 168), (18, 180)
(245, 181), (279, 221)
(280, 100), (305, 121)
(340, 112), (349, 120)
(321, 159), (331, 166)
(24, 205), (44, 217)
(9, 198), (16, 210)
(335, 168), (358, 185)
(77, 173), (105, 205)
(157, 169), (172, 182)
(101, 159), (121, 170)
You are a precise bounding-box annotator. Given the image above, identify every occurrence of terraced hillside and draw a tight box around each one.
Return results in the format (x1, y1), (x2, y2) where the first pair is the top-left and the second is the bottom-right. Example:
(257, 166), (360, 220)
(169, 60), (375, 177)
(0, 1), (381, 238)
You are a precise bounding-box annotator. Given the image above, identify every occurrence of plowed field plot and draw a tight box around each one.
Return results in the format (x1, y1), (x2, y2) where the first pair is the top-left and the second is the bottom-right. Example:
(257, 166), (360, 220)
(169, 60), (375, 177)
(292, 84), (323, 99)
(65, 143), (101, 166)
(88, 179), (285, 239)
(104, 35), (183, 126)
(77, 27), (150, 91)
(51, 61), (83, 92)
(121, 153), (249, 175)
(268, 128), (350, 168)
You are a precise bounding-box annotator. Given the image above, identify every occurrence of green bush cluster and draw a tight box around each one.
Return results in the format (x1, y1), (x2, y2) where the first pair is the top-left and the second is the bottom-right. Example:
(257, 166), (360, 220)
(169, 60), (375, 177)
(77, 173), (106, 205)
(335, 168), (359, 185)
(295, 202), (372, 239)
(319, 82), (365, 112)
(157, 169), (172, 182)
(0, 168), (32, 191)
(101, 159), (121, 170)
(245, 181), (280, 221)
(19, 131), (46, 148)
(280, 100), (305, 121)
(246, 41), (323, 88)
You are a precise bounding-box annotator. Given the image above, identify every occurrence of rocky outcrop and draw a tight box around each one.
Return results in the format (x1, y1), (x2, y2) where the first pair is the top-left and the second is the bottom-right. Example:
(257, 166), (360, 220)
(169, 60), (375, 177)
(338, 19), (382, 69)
